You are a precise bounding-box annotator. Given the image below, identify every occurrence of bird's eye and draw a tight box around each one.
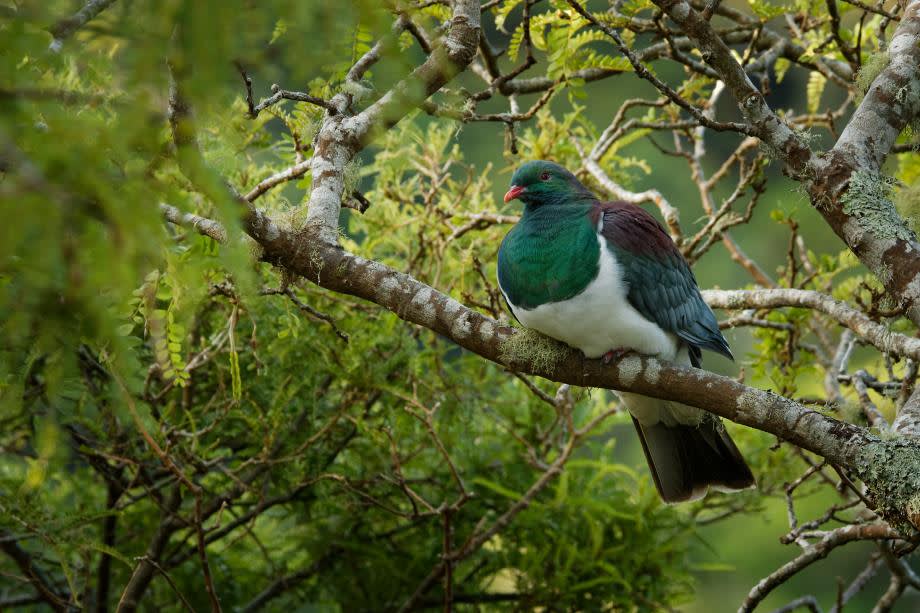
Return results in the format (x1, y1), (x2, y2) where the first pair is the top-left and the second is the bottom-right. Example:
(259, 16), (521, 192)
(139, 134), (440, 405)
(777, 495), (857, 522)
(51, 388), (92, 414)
(540, 172), (551, 181)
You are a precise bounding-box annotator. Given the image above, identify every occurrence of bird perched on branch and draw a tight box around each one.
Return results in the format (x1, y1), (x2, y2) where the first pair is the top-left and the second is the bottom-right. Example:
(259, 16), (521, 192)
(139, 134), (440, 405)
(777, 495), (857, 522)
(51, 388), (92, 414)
(497, 160), (754, 502)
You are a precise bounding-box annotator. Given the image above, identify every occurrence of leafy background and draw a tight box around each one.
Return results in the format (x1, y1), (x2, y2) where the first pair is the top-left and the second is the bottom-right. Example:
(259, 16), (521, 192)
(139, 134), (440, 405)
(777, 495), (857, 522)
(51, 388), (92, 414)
(1, 0), (918, 611)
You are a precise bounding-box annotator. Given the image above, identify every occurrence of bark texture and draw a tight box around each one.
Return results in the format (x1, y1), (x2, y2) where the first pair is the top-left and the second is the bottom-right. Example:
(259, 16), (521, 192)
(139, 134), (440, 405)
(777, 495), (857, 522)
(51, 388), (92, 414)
(655, 0), (920, 326)
(178, 0), (920, 527)
(249, 230), (920, 528)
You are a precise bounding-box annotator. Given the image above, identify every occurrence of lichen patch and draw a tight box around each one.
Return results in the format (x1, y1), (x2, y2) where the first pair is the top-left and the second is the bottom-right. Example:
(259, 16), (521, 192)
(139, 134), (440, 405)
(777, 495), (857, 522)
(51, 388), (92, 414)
(855, 440), (920, 530)
(907, 493), (920, 530)
(478, 319), (495, 342)
(617, 355), (642, 386)
(408, 287), (436, 325)
(855, 52), (890, 103)
(450, 312), (472, 340)
(644, 359), (660, 385)
(840, 172), (915, 244)
(498, 327), (569, 372)
(736, 388), (763, 420)
(670, 2), (690, 21)
(378, 275), (400, 302)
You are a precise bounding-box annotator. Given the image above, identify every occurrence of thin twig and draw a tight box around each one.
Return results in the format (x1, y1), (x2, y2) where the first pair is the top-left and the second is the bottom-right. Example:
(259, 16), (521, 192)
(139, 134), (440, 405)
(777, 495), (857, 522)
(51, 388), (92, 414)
(136, 556), (196, 613)
(741, 524), (903, 612)
(242, 81), (336, 118)
(853, 370), (891, 430)
(260, 286), (349, 342)
(49, 0), (119, 48)
(567, 0), (753, 135)
(840, 0), (900, 20)
(108, 364), (222, 613)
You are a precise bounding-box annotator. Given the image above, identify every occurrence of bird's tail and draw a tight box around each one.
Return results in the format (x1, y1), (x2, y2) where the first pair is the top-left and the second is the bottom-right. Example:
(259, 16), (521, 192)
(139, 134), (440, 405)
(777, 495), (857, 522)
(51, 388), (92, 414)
(631, 411), (755, 503)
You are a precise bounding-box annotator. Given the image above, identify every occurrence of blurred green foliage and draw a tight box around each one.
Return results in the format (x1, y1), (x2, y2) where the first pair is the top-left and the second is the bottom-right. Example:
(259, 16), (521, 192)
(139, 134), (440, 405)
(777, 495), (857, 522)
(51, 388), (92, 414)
(1, 1), (918, 611)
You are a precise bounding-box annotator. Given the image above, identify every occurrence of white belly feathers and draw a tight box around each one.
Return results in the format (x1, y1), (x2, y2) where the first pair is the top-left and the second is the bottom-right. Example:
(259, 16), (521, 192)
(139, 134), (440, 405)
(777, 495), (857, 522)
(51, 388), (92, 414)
(503, 235), (679, 361)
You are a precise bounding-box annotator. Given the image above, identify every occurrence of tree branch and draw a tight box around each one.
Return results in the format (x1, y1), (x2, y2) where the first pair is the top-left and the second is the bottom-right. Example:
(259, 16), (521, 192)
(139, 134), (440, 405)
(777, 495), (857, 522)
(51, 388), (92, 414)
(253, 229), (920, 527)
(161, 201), (920, 527)
(567, 1), (752, 135)
(894, 384), (920, 438)
(740, 523), (903, 613)
(160, 203), (228, 243)
(115, 487), (181, 612)
(701, 289), (920, 361)
(810, 1), (920, 325)
(648, 0), (920, 328)
(841, 0), (901, 20)
(0, 531), (70, 611)
(243, 159), (313, 202)
(49, 0), (118, 49)
(834, 9), (919, 168)
(240, 548), (340, 613)
(245, 84), (337, 117)
(303, 0), (481, 244)
(650, 0), (817, 179)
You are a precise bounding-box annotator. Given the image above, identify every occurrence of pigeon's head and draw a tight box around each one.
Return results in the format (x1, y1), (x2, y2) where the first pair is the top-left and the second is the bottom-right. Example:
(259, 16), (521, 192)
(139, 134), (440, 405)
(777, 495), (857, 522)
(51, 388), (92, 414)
(504, 160), (594, 207)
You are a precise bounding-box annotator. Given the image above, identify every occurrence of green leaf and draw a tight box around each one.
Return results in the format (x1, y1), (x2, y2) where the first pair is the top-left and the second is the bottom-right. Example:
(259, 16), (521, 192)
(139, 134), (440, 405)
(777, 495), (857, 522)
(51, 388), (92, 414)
(494, 0), (524, 33)
(807, 71), (826, 114)
(230, 349), (242, 401)
(270, 19), (288, 45)
(117, 323), (135, 336)
(748, 0), (787, 19)
(87, 542), (133, 567)
(774, 57), (791, 84)
(472, 477), (524, 501)
(508, 23), (525, 61)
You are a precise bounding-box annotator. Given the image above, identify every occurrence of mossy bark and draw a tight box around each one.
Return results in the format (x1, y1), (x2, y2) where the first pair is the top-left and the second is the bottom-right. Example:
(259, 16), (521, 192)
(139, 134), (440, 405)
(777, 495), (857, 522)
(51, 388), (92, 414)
(854, 440), (920, 531)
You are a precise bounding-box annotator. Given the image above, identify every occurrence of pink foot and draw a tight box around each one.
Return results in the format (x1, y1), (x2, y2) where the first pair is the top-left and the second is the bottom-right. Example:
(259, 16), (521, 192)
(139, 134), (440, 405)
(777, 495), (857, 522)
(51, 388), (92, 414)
(602, 348), (631, 364)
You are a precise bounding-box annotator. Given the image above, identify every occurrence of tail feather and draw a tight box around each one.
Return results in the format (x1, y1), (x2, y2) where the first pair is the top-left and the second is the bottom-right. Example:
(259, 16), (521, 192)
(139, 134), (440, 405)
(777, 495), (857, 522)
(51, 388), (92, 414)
(632, 414), (755, 503)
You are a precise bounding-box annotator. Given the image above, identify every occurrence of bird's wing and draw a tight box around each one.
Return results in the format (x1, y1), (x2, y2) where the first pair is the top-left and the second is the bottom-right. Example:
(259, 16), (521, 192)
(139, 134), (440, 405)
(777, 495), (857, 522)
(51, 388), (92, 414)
(595, 201), (732, 362)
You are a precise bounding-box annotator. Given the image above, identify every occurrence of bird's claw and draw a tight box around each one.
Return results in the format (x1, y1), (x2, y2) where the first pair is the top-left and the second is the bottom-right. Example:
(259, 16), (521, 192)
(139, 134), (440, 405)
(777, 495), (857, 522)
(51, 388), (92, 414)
(602, 348), (631, 364)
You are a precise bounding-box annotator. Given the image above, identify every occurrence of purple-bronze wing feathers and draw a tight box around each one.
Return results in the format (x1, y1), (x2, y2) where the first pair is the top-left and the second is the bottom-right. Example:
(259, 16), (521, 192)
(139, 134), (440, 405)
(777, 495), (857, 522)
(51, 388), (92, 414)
(593, 205), (755, 501)
(592, 201), (732, 363)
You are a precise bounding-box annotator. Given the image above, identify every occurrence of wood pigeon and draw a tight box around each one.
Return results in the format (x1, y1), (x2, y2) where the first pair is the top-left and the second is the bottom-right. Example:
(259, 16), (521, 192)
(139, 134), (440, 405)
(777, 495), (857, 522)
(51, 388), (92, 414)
(497, 160), (755, 502)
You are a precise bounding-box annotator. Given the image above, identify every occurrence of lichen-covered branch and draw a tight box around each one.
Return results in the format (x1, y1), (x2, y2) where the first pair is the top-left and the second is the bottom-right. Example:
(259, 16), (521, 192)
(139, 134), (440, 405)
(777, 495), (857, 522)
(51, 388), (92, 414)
(810, 1), (920, 327)
(740, 523), (903, 613)
(251, 224), (920, 528)
(702, 289), (920, 361)
(302, 0), (481, 244)
(649, 0), (817, 179)
(48, 0), (119, 49)
(161, 201), (920, 528)
(648, 0), (920, 326)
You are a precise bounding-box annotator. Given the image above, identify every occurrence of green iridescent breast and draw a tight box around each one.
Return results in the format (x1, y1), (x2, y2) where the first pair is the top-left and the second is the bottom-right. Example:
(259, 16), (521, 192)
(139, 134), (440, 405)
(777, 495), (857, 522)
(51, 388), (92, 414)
(497, 203), (600, 310)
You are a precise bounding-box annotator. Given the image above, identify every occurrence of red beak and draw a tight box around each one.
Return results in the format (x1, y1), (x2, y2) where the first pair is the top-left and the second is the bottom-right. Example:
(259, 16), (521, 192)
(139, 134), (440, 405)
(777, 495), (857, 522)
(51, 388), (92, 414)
(504, 185), (525, 203)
